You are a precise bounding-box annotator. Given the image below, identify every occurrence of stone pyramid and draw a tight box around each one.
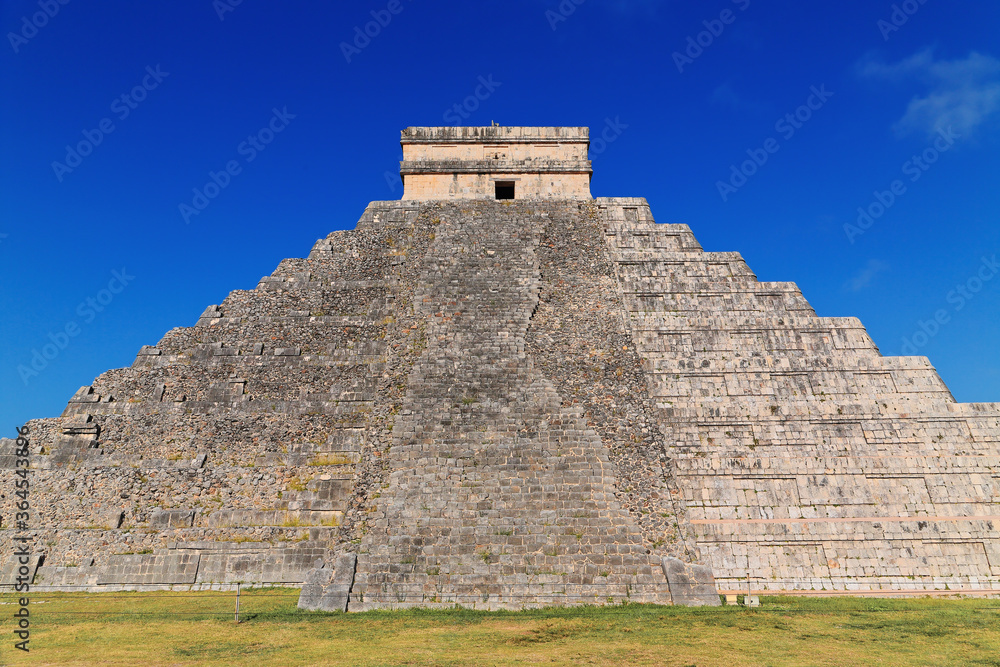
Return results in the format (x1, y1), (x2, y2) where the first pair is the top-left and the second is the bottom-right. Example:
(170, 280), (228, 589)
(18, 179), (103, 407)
(3, 127), (998, 609)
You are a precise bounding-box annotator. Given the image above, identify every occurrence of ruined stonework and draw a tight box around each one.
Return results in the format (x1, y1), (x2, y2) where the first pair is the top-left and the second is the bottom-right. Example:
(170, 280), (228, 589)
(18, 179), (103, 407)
(400, 126), (592, 201)
(2, 127), (997, 608)
(601, 203), (1000, 595)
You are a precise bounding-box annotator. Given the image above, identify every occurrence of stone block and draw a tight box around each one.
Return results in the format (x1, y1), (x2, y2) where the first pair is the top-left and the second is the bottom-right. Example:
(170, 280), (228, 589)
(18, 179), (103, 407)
(97, 554), (199, 585)
(149, 509), (195, 529)
(103, 509), (124, 529)
(0, 554), (43, 587)
(298, 553), (357, 612)
(661, 557), (721, 607)
(68, 386), (101, 403)
(196, 553), (266, 584)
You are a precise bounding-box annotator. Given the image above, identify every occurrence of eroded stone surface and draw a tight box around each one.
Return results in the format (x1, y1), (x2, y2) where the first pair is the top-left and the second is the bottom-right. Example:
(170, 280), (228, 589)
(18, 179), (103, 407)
(599, 198), (1000, 595)
(400, 126), (592, 200)
(349, 201), (673, 610)
(662, 557), (721, 606)
(298, 553), (357, 612)
(3, 127), (997, 605)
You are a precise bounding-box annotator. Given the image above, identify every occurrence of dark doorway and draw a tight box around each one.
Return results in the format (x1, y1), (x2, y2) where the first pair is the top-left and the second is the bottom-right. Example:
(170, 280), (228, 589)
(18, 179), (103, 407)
(495, 181), (515, 200)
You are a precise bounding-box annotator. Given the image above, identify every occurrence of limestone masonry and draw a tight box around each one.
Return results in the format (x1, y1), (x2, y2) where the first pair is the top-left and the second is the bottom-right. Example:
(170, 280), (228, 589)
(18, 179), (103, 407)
(400, 126), (592, 201)
(2, 127), (998, 609)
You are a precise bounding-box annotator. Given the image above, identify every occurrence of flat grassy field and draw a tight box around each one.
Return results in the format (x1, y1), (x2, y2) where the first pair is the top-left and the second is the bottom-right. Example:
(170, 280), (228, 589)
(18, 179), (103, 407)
(1, 589), (998, 666)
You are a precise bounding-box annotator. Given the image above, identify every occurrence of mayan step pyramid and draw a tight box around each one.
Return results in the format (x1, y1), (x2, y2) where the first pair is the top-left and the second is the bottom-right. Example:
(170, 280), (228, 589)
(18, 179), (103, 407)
(3, 126), (998, 609)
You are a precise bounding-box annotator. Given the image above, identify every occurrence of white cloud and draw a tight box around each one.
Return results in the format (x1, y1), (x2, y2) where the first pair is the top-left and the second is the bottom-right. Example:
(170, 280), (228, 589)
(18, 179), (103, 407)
(859, 49), (1000, 138)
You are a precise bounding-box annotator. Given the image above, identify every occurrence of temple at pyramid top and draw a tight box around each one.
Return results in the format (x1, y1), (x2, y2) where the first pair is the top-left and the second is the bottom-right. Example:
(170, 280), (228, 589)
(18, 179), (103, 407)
(400, 126), (593, 200)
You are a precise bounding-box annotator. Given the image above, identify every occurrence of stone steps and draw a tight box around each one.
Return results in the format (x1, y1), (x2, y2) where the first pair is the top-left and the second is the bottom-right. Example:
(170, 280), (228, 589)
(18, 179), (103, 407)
(602, 198), (1000, 591)
(349, 201), (679, 610)
(7, 194), (997, 603)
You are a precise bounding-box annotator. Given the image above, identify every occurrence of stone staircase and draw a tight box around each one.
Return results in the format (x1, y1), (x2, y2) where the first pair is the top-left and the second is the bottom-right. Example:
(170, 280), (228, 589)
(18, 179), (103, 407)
(350, 202), (673, 609)
(0, 201), (438, 589)
(4, 195), (997, 602)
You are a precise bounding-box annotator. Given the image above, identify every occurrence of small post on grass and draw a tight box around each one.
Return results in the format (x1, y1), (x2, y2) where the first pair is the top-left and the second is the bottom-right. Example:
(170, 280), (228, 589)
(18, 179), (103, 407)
(747, 572), (751, 609)
(235, 582), (241, 624)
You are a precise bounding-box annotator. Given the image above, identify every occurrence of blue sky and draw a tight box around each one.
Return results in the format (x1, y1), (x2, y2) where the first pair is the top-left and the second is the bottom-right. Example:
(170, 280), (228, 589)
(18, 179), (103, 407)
(1, 0), (999, 434)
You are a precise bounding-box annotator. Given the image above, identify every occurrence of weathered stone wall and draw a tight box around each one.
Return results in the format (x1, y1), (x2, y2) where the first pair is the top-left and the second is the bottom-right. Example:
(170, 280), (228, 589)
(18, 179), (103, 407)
(401, 172), (592, 201)
(349, 201), (682, 610)
(0, 201), (442, 590)
(400, 126), (592, 201)
(4, 190), (997, 602)
(401, 126), (590, 162)
(2, 198), (689, 603)
(599, 197), (1000, 595)
(524, 202), (696, 560)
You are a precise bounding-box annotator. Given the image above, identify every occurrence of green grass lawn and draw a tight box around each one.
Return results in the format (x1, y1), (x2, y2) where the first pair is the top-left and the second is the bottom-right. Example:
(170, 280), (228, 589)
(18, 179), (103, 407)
(2, 590), (998, 666)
